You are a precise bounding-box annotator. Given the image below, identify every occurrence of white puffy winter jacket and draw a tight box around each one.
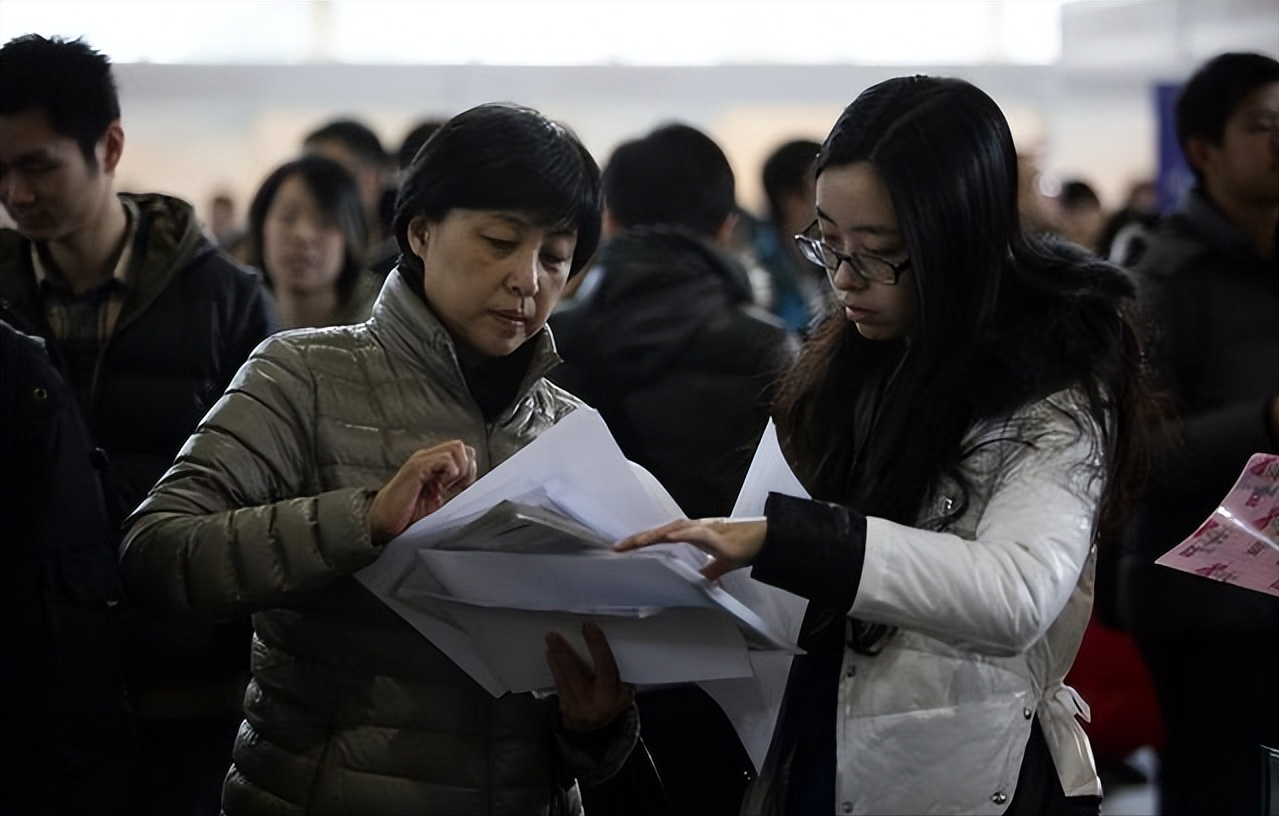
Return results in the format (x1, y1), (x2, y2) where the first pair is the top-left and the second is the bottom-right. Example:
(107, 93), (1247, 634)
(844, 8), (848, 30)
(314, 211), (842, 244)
(755, 390), (1105, 815)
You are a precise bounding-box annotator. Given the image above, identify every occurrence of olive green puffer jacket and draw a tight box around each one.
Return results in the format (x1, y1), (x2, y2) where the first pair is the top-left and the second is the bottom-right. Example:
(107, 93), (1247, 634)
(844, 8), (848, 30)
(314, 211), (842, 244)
(121, 270), (633, 815)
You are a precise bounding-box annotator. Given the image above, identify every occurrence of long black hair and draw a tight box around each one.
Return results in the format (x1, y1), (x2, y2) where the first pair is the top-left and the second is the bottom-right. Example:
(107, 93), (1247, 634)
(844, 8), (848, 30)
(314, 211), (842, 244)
(774, 76), (1161, 548)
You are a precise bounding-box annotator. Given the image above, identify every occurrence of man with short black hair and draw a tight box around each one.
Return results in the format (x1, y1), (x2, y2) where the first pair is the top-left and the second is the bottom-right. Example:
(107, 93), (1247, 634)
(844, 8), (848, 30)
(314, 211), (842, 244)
(757, 138), (826, 332)
(1056, 178), (1104, 252)
(303, 117), (396, 269)
(1120, 51), (1279, 816)
(0, 33), (277, 816)
(550, 122), (798, 816)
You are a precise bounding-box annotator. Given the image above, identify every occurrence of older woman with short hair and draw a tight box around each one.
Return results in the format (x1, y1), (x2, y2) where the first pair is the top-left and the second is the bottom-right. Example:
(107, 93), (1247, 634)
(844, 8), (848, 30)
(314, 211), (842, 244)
(121, 103), (633, 816)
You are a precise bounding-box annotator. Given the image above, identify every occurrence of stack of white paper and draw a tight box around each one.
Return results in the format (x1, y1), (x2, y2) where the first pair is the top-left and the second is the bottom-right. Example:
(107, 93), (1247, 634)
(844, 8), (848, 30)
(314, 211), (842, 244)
(355, 407), (809, 771)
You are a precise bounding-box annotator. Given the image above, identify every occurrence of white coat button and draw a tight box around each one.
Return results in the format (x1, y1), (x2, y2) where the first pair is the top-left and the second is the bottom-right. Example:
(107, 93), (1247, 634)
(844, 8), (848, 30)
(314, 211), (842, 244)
(1023, 706), (1033, 719)
(841, 802), (853, 813)
(845, 666), (855, 678)
(992, 791), (1008, 805)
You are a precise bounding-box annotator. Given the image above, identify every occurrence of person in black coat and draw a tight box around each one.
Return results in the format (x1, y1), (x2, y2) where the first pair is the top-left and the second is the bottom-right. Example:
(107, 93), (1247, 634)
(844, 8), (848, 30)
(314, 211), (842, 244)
(551, 123), (798, 520)
(0, 320), (136, 815)
(0, 34), (277, 816)
(1119, 52), (1279, 816)
(550, 122), (798, 816)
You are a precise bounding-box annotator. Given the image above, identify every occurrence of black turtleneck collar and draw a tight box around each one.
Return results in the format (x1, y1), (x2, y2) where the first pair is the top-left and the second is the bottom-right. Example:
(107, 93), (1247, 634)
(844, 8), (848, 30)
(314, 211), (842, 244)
(455, 338), (537, 423)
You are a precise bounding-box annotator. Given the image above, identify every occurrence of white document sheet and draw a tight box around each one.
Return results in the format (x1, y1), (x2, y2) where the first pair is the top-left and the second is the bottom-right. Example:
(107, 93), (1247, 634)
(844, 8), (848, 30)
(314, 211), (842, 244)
(700, 419), (812, 772)
(408, 550), (713, 612)
(428, 605), (755, 691)
(355, 408), (811, 772)
(356, 407), (685, 691)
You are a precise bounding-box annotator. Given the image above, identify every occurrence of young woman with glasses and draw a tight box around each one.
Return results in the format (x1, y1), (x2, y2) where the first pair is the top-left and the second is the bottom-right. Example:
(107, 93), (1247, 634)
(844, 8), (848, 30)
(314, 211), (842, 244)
(619, 76), (1163, 815)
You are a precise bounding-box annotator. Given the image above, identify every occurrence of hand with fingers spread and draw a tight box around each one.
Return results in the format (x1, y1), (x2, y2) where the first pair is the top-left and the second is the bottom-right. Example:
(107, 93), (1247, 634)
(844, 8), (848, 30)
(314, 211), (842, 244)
(614, 517), (768, 581)
(368, 440), (478, 545)
(545, 622), (635, 733)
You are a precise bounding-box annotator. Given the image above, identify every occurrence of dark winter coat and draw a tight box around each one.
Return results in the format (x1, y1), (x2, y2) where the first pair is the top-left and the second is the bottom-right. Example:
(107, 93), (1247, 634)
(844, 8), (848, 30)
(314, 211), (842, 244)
(549, 225), (798, 519)
(0, 192), (277, 702)
(1116, 187), (1278, 816)
(1122, 187), (1279, 577)
(0, 321), (136, 815)
(119, 270), (634, 814)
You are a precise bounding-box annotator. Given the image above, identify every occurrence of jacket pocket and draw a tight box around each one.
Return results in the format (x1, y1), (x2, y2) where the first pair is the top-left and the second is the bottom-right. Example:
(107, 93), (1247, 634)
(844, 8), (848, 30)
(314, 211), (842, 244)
(838, 696), (1034, 815)
(55, 547), (125, 606)
(33, 548), (125, 642)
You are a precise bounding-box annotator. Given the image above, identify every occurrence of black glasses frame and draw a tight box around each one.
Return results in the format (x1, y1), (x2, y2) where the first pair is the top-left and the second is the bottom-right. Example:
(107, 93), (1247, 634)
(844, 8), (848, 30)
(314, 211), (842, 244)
(794, 219), (911, 286)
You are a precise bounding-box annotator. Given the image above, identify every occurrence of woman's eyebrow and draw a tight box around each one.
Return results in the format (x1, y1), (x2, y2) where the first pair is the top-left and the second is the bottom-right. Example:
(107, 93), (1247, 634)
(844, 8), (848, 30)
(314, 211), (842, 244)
(815, 206), (899, 237)
(485, 212), (533, 228)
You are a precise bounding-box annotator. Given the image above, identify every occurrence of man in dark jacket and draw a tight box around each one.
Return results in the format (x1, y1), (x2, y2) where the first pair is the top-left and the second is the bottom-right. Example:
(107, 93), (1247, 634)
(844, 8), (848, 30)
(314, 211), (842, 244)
(754, 138), (827, 334)
(1119, 51), (1279, 816)
(550, 123), (798, 816)
(551, 123), (798, 520)
(0, 34), (277, 816)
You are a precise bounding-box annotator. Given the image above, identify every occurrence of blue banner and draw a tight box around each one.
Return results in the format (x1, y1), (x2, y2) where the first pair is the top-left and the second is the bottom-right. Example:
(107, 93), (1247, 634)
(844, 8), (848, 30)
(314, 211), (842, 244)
(1155, 82), (1194, 214)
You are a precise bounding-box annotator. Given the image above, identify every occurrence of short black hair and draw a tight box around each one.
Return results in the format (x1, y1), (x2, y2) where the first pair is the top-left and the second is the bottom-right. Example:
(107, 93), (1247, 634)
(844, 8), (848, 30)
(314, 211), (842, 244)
(247, 154), (369, 305)
(1058, 179), (1101, 213)
(0, 34), (120, 165)
(396, 119), (446, 171)
(762, 139), (820, 221)
(602, 123), (735, 237)
(393, 103), (602, 279)
(303, 118), (388, 169)
(1176, 52), (1279, 180)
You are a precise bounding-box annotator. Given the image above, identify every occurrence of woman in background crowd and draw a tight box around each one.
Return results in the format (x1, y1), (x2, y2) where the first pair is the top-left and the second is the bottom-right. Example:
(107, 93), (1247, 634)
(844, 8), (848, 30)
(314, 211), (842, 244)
(247, 153), (380, 329)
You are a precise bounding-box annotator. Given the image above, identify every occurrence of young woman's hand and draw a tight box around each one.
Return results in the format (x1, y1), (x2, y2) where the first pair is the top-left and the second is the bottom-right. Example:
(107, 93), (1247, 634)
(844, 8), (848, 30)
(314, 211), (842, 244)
(546, 622), (635, 732)
(614, 517), (767, 581)
(368, 441), (477, 544)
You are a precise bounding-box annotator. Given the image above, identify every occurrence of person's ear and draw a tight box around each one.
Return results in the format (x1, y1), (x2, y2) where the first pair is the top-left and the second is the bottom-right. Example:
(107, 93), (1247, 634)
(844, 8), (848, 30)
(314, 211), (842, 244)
(780, 189), (816, 232)
(99, 120), (125, 175)
(1184, 135), (1213, 176)
(713, 211), (738, 247)
(407, 215), (431, 260)
(601, 207), (623, 238)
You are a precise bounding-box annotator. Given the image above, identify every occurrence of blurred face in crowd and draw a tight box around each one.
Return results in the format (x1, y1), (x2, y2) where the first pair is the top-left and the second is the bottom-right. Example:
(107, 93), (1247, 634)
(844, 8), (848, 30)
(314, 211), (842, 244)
(407, 208), (575, 357)
(1195, 81), (1279, 206)
(0, 109), (121, 242)
(1016, 152), (1059, 234)
(262, 172), (346, 297)
(306, 137), (384, 221)
(1060, 201), (1104, 251)
(814, 161), (919, 342)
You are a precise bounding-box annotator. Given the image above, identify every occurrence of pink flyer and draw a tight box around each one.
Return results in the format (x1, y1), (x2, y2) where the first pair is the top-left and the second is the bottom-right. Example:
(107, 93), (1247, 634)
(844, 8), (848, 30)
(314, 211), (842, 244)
(1155, 453), (1279, 597)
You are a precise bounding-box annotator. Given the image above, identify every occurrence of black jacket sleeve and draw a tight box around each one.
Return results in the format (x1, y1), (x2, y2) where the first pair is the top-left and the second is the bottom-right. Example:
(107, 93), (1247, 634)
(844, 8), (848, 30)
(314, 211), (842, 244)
(751, 491), (867, 612)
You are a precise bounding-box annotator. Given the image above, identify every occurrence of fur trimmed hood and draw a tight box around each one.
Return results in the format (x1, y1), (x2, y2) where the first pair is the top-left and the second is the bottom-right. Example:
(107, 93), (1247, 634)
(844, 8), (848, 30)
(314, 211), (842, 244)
(960, 237), (1136, 421)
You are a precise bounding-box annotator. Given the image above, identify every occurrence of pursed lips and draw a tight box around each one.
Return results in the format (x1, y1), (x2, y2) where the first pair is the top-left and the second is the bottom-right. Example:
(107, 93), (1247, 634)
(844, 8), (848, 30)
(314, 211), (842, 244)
(491, 308), (530, 325)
